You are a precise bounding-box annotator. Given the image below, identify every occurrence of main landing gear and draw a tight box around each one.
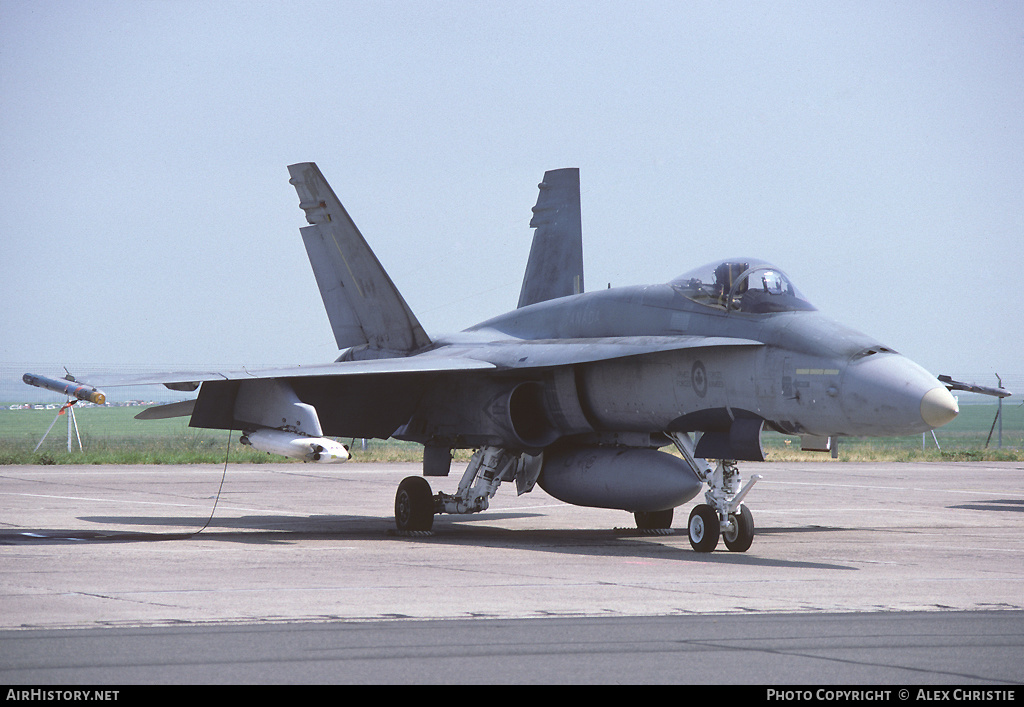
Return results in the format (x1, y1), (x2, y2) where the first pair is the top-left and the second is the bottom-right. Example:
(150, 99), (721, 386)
(394, 446), (531, 533)
(667, 432), (761, 553)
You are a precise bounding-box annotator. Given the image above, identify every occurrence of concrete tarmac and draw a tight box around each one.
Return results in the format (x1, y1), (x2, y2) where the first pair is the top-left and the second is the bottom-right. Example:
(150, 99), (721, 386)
(1, 461), (1022, 683)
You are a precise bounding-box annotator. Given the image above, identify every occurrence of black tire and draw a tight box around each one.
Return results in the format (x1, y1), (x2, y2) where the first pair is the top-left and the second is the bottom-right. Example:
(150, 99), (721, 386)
(688, 504), (720, 552)
(723, 504), (755, 552)
(395, 476), (434, 531)
(634, 508), (674, 530)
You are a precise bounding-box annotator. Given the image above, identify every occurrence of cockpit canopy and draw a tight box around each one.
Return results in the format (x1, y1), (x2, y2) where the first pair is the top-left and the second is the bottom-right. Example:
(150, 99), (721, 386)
(670, 258), (816, 314)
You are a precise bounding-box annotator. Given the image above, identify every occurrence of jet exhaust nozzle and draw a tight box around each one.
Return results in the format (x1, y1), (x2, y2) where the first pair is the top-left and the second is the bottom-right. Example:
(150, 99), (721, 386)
(240, 428), (349, 463)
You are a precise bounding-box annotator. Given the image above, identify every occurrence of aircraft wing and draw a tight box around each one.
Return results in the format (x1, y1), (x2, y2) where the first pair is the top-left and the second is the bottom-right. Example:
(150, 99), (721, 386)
(55, 357), (498, 390)
(35, 335), (760, 391)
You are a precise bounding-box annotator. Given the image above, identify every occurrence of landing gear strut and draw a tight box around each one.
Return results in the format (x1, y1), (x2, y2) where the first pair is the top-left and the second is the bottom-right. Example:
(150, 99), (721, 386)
(667, 432), (761, 553)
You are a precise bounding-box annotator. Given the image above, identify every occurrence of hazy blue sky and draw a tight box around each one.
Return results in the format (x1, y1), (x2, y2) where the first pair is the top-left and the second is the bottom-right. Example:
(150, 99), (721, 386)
(2, 1), (1021, 384)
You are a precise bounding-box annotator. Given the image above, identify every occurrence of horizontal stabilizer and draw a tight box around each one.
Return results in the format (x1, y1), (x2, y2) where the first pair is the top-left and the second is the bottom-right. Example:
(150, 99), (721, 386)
(134, 400), (196, 420)
(518, 168), (583, 308)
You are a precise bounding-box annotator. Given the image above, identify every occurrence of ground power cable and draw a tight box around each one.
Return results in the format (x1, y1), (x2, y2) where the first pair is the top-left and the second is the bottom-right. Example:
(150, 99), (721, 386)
(186, 427), (233, 537)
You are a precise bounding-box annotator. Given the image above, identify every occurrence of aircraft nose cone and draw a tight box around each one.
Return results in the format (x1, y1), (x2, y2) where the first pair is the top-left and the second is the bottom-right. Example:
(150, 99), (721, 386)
(921, 385), (959, 429)
(841, 353), (957, 435)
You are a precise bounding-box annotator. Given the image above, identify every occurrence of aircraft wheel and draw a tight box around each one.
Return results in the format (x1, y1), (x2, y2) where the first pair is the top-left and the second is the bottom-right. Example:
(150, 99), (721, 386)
(395, 476), (434, 532)
(688, 504), (720, 552)
(634, 508), (674, 530)
(722, 504), (755, 553)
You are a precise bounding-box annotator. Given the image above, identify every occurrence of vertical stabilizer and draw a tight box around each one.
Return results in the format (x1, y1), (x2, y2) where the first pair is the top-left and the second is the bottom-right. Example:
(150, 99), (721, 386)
(288, 162), (431, 353)
(517, 168), (583, 308)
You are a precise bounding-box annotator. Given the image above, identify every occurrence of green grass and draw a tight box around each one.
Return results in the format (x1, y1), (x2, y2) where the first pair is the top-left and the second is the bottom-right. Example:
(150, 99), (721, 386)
(1, 401), (1020, 465)
(0, 404), (434, 465)
(761, 402), (1023, 462)
(760, 436), (1023, 462)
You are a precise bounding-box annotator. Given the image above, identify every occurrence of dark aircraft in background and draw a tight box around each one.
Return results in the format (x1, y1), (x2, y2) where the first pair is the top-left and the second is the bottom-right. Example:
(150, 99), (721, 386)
(25, 164), (961, 552)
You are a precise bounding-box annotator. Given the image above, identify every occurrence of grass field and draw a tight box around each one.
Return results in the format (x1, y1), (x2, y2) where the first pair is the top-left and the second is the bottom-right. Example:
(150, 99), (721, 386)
(0, 404), (439, 465)
(1, 400), (1021, 464)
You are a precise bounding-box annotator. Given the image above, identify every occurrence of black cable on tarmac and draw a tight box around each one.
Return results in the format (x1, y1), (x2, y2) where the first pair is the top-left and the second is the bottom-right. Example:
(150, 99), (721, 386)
(186, 427), (232, 537)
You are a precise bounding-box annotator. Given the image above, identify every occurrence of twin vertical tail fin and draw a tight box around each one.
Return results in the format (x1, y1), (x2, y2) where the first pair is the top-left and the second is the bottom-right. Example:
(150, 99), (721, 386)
(517, 168), (584, 308)
(288, 162), (431, 354)
(289, 162), (583, 351)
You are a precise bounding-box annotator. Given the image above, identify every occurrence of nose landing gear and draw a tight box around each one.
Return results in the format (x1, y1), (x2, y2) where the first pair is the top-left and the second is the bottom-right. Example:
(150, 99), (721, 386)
(667, 432), (761, 553)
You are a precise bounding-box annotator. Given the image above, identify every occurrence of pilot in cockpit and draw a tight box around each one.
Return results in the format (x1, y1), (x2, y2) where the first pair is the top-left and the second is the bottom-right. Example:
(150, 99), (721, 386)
(714, 262), (748, 308)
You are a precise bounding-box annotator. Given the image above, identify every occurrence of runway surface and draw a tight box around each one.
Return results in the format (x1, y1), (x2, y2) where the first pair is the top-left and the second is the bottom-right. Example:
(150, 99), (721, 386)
(1, 461), (1022, 683)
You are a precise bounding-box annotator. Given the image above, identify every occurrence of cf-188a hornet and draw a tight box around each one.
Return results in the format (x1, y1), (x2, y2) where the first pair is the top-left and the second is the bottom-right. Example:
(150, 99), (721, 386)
(25, 164), (961, 552)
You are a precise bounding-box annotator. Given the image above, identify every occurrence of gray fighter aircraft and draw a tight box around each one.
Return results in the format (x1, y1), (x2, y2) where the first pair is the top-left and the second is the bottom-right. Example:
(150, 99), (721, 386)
(24, 163), (960, 552)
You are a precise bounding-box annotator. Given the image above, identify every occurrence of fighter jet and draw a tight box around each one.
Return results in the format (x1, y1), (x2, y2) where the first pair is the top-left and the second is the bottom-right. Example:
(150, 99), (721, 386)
(24, 164), (960, 552)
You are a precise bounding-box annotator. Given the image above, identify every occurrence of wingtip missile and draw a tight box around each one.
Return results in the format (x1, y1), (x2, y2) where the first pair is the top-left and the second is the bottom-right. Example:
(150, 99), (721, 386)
(22, 373), (106, 405)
